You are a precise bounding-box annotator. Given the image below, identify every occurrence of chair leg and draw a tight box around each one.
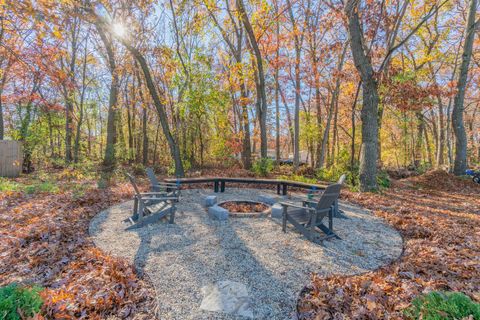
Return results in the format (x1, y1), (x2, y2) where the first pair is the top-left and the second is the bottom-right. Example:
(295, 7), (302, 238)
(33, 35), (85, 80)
(282, 183), (287, 195)
(133, 197), (139, 220)
(329, 206), (333, 231)
(310, 210), (317, 242)
(169, 204), (176, 224)
(138, 200), (144, 221)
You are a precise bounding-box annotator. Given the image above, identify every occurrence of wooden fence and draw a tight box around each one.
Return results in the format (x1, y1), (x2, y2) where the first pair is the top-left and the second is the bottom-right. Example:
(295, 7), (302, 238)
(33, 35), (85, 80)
(0, 140), (23, 177)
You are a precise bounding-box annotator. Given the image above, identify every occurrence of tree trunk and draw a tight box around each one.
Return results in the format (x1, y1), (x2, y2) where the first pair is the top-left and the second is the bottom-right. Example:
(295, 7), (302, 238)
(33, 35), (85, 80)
(275, 2), (281, 164)
(0, 91), (3, 140)
(237, 0), (267, 158)
(452, 0), (477, 175)
(314, 71), (324, 168)
(74, 39), (89, 163)
(142, 105), (148, 166)
(238, 52), (251, 169)
(120, 42), (184, 177)
(64, 18), (80, 163)
(279, 85), (295, 152)
(0, 22), (5, 140)
(424, 124), (433, 166)
(286, 0), (302, 170)
(468, 104), (478, 164)
(414, 110), (425, 167)
(331, 95), (339, 166)
(96, 24), (118, 172)
(346, 0), (379, 191)
(318, 91), (335, 169)
(240, 85), (252, 169)
(126, 95), (134, 163)
(65, 99), (74, 162)
(351, 83), (361, 172)
(318, 45), (347, 169)
(0, 67), (4, 140)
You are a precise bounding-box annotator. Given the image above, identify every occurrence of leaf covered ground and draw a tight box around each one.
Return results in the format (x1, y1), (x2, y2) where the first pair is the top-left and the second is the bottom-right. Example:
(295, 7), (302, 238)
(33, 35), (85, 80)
(298, 170), (480, 319)
(0, 169), (157, 319)
(1, 168), (479, 319)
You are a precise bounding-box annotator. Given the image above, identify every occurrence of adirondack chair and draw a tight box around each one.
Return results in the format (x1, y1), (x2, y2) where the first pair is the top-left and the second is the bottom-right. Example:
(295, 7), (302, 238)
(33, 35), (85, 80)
(280, 183), (342, 242)
(306, 174), (346, 218)
(126, 173), (178, 226)
(145, 167), (180, 198)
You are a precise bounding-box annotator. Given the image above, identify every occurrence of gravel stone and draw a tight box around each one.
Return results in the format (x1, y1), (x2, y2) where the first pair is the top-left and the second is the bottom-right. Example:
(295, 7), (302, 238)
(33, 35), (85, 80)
(90, 188), (403, 319)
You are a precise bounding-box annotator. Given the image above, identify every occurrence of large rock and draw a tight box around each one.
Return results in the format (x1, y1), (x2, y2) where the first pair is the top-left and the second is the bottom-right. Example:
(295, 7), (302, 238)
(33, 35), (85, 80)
(200, 280), (253, 318)
(204, 195), (217, 207)
(208, 205), (228, 220)
(271, 203), (283, 219)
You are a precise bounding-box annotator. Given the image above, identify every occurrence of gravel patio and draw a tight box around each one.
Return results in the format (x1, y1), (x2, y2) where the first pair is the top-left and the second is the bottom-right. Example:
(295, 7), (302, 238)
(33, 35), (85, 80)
(89, 188), (403, 319)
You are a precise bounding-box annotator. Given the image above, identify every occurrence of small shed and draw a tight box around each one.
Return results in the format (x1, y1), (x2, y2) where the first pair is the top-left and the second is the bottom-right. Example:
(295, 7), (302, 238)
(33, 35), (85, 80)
(0, 140), (23, 177)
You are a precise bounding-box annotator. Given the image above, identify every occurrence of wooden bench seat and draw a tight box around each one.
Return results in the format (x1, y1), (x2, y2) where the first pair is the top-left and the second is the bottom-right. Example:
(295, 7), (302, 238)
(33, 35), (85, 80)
(164, 177), (329, 195)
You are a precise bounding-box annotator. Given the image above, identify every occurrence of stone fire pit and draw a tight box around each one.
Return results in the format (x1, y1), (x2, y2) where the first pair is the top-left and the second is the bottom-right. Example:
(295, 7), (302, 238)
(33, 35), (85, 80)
(217, 200), (270, 218)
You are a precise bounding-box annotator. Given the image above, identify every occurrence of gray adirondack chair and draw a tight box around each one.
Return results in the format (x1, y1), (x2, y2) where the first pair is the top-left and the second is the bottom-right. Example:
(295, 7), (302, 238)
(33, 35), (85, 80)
(307, 174), (346, 218)
(280, 183), (342, 242)
(126, 173), (178, 227)
(145, 167), (180, 198)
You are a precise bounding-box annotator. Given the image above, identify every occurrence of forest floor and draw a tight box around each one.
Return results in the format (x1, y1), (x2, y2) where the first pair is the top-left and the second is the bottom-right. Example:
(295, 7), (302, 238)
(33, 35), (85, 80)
(1, 167), (479, 319)
(298, 170), (480, 319)
(0, 168), (157, 319)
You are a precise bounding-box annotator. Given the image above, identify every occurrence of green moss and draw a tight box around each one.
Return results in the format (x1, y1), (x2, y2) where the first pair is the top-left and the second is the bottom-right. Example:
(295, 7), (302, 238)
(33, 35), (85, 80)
(404, 291), (480, 320)
(0, 179), (20, 192)
(24, 181), (60, 194)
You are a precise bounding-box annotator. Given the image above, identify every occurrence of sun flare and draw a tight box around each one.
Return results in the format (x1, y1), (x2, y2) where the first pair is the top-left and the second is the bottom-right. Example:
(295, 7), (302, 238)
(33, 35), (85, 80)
(111, 22), (126, 38)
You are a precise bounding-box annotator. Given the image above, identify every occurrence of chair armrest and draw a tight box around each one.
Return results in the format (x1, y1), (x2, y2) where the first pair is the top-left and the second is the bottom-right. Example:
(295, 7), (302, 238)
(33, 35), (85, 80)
(300, 194), (322, 200)
(160, 182), (182, 187)
(139, 196), (179, 201)
(279, 202), (317, 211)
(138, 192), (175, 196)
(302, 200), (318, 206)
(153, 183), (180, 189)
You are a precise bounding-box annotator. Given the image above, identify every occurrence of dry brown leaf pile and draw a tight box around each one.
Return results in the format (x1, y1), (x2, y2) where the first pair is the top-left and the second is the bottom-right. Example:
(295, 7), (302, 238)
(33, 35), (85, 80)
(0, 176), (157, 319)
(298, 171), (480, 319)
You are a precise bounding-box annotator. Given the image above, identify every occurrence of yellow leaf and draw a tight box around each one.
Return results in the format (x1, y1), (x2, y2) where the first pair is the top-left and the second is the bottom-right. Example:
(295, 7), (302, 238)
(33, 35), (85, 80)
(53, 27), (62, 39)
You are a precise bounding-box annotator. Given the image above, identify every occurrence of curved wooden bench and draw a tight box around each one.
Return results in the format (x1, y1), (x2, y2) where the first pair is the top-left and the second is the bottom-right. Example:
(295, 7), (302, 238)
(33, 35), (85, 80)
(163, 177), (329, 195)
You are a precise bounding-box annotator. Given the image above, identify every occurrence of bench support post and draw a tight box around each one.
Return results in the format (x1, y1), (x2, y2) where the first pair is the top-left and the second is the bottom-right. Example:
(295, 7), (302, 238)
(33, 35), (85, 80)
(220, 181), (225, 192)
(214, 180), (219, 193)
(282, 183), (288, 195)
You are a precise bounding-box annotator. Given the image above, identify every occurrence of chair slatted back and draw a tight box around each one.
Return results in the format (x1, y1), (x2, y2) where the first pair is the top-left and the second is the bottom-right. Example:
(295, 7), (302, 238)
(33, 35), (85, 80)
(316, 183), (342, 210)
(146, 168), (160, 187)
(126, 173), (141, 196)
(337, 174), (347, 185)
